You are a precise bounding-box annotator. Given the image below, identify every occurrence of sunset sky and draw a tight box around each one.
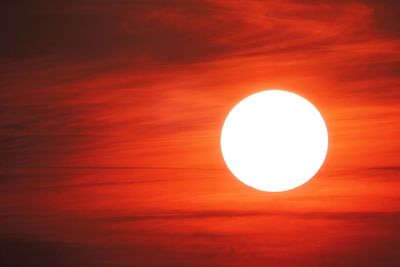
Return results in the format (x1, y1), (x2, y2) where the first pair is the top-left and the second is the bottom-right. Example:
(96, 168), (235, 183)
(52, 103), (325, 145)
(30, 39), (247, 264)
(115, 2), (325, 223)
(0, 0), (399, 266)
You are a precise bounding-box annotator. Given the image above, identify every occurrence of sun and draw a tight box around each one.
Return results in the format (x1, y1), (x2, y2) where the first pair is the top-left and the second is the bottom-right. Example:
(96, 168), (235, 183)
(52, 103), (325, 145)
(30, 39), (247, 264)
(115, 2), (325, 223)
(220, 89), (328, 192)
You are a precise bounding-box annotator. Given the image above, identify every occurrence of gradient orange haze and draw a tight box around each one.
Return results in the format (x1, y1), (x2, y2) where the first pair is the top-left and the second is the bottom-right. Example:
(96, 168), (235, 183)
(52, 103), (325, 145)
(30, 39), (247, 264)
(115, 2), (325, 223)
(0, 0), (399, 266)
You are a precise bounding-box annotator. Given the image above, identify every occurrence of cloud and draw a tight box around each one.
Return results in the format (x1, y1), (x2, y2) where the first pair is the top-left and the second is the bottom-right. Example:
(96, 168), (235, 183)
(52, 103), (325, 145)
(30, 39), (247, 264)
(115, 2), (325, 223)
(105, 209), (400, 222)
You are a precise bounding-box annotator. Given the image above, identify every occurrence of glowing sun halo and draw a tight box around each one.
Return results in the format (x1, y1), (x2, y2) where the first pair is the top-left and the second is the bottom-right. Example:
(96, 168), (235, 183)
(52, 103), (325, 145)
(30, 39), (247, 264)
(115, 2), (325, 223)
(221, 90), (328, 192)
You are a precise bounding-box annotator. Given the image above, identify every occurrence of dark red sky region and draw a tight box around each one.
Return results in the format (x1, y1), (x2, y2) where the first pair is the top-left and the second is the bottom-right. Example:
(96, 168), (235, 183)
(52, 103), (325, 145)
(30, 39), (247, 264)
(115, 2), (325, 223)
(0, 1), (399, 266)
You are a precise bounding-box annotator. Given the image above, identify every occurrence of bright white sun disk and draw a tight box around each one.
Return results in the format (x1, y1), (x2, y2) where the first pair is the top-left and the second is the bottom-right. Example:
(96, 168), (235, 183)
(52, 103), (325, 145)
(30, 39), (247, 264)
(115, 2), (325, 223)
(220, 90), (328, 192)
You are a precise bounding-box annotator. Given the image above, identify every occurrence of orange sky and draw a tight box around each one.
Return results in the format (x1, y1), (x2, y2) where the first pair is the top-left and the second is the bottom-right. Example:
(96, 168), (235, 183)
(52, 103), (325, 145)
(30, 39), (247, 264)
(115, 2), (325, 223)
(0, 0), (399, 266)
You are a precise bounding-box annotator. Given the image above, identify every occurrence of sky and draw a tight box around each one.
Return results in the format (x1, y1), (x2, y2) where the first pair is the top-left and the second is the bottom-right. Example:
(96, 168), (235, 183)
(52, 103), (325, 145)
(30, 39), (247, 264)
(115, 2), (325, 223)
(0, 0), (399, 266)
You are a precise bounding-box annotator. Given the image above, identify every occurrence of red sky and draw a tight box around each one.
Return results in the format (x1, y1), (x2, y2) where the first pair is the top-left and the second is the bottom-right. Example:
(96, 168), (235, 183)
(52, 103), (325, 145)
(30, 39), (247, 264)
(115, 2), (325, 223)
(0, 0), (399, 266)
